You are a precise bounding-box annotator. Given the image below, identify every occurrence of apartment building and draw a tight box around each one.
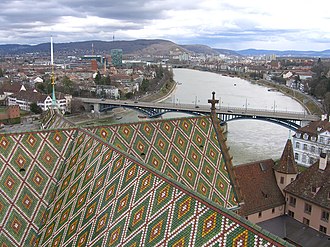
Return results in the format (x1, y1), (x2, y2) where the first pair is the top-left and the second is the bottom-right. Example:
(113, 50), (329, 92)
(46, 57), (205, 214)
(293, 118), (330, 167)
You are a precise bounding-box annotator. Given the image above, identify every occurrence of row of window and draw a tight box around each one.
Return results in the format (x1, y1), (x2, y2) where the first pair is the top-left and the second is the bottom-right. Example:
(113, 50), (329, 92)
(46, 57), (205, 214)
(295, 142), (326, 154)
(294, 153), (315, 165)
(288, 210), (328, 234)
(296, 133), (330, 144)
(289, 196), (330, 222)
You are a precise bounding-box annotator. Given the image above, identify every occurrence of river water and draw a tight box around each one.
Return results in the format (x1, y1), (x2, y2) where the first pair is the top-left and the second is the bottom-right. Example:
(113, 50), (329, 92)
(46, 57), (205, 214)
(162, 68), (305, 165)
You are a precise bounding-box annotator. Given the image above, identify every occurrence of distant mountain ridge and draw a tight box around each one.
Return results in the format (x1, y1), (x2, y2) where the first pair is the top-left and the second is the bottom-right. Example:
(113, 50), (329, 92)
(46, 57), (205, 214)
(0, 39), (329, 57)
(237, 48), (330, 57)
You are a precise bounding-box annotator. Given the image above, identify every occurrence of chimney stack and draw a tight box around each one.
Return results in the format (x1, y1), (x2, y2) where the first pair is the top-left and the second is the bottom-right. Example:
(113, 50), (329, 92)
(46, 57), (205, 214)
(319, 153), (327, 170)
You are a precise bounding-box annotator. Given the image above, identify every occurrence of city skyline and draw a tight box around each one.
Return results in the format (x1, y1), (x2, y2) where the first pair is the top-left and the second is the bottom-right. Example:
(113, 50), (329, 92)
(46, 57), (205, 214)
(1, 0), (330, 51)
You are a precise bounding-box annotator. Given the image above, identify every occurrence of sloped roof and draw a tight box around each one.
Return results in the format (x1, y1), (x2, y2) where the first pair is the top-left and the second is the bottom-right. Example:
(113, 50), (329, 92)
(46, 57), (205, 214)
(234, 159), (285, 216)
(273, 139), (298, 174)
(295, 120), (330, 137)
(87, 116), (239, 208)
(0, 110), (293, 246)
(284, 160), (330, 210)
(36, 129), (290, 246)
(0, 129), (77, 246)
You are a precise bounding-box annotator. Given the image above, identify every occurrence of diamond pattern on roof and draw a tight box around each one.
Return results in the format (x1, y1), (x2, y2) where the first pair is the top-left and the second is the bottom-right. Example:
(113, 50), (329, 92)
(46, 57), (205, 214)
(37, 130), (286, 247)
(0, 129), (76, 246)
(88, 116), (238, 208)
(1, 112), (290, 247)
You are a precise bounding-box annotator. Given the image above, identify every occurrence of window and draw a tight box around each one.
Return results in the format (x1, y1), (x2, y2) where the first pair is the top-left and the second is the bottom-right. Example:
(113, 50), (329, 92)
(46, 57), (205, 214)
(321, 210), (329, 222)
(318, 148), (323, 154)
(295, 142), (300, 149)
(288, 210), (294, 218)
(302, 154), (307, 163)
(303, 217), (310, 226)
(304, 203), (312, 214)
(303, 144), (308, 151)
(272, 208), (275, 214)
(296, 133), (301, 138)
(319, 225), (327, 234)
(303, 133), (309, 140)
(311, 146), (315, 153)
(258, 212), (262, 218)
(319, 136), (324, 143)
(280, 176), (284, 184)
(289, 196), (296, 207)
(311, 136), (316, 142)
(294, 153), (299, 160)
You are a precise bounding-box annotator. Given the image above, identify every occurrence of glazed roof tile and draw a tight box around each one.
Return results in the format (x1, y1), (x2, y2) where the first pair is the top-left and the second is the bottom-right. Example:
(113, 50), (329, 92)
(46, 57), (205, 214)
(87, 116), (239, 208)
(0, 128), (77, 246)
(36, 129), (291, 247)
(234, 159), (285, 216)
(0, 112), (293, 246)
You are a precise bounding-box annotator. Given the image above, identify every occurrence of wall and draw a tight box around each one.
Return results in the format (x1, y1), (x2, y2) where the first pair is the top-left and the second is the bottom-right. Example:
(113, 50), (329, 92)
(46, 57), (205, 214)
(286, 193), (330, 236)
(246, 205), (285, 224)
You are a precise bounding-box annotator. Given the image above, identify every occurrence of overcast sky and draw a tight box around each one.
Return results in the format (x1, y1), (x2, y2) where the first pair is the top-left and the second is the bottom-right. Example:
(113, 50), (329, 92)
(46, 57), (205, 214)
(1, 0), (329, 51)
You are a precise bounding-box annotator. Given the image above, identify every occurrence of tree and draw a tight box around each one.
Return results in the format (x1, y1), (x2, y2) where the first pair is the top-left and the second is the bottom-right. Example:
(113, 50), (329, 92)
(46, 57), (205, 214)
(94, 71), (102, 84)
(125, 92), (134, 99)
(70, 98), (85, 113)
(30, 102), (43, 114)
(140, 79), (149, 92)
(62, 76), (74, 94)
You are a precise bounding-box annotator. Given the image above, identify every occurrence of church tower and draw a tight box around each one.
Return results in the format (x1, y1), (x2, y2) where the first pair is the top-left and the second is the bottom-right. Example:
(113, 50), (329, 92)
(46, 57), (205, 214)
(273, 139), (298, 195)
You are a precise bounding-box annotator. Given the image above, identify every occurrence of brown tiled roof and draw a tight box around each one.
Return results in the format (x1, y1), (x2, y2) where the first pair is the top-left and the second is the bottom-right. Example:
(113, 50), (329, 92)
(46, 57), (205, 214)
(284, 160), (330, 210)
(234, 159), (285, 216)
(273, 139), (298, 174)
(295, 120), (330, 139)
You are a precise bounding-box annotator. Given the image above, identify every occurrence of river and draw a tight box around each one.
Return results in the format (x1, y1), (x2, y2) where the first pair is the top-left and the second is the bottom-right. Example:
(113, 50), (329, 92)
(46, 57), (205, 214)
(162, 68), (305, 165)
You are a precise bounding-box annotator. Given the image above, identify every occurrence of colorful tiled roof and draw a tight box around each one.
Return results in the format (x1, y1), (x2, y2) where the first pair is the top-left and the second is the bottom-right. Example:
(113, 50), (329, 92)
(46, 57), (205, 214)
(234, 159), (285, 216)
(273, 139), (298, 174)
(0, 110), (293, 246)
(0, 129), (77, 246)
(36, 129), (290, 246)
(87, 116), (239, 208)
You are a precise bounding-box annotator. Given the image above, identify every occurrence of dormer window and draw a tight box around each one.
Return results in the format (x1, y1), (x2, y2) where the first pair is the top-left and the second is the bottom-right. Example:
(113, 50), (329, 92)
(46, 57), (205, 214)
(311, 136), (316, 142)
(311, 186), (320, 194)
(303, 133), (309, 140)
(296, 133), (301, 138)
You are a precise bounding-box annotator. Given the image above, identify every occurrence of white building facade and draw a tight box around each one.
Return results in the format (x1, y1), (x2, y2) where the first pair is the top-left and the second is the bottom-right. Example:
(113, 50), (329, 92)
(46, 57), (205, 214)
(293, 119), (330, 167)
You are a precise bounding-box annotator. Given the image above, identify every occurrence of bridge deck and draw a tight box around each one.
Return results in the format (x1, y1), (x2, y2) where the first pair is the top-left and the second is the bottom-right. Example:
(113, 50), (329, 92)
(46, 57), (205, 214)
(80, 98), (319, 122)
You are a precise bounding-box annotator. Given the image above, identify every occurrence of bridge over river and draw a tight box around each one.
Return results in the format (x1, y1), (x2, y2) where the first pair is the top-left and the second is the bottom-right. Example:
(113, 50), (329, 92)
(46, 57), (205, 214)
(79, 98), (320, 131)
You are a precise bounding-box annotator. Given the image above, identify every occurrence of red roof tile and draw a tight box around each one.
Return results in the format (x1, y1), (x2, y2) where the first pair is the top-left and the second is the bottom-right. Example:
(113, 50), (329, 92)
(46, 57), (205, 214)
(234, 159), (285, 215)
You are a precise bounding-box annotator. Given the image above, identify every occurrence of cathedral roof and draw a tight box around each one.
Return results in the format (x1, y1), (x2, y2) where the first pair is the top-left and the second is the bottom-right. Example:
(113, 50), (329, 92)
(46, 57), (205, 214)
(0, 112), (292, 246)
(87, 116), (239, 208)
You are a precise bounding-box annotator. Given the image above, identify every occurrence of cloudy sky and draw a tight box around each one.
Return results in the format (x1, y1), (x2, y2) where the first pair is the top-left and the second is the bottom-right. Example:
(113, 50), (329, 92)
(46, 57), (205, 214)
(1, 0), (329, 51)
